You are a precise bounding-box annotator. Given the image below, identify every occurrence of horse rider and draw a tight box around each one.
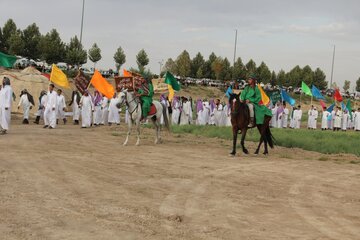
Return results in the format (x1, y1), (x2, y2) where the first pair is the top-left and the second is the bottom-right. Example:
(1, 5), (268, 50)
(134, 75), (154, 121)
(240, 73), (272, 127)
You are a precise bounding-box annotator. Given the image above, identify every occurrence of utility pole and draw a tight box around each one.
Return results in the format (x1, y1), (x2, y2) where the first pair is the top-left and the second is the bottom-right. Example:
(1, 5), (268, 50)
(158, 60), (164, 78)
(330, 45), (336, 88)
(80, 0), (85, 45)
(233, 29), (238, 67)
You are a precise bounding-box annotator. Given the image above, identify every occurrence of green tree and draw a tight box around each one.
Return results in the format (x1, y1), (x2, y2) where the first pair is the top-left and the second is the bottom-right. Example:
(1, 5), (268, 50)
(270, 71), (277, 86)
(8, 31), (25, 55)
(22, 23), (41, 59)
(203, 52), (217, 79)
(190, 52), (205, 78)
(232, 57), (246, 80)
(211, 57), (224, 80)
(2, 19), (17, 52)
(256, 61), (271, 83)
(356, 77), (360, 92)
(65, 35), (87, 67)
(343, 80), (351, 92)
(163, 58), (177, 74)
(136, 49), (149, 73)
(88, 43), (102, 68)
(38, 29), (66, 64)
(245, 59), (257, 76)
(277, 70), (287, 86)
(301, 65), (313, 85)
(220, 57), (231, 80)
(175, 50), (191, 77)
(288, 65), (302, 87)
(0, 27), (4, 52)
(113, 46), (126, 73)
(313, 68), (327, 90)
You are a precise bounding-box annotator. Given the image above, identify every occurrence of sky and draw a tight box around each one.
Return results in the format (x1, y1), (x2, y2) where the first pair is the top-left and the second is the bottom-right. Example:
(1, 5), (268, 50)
(1, 0), (359, 89)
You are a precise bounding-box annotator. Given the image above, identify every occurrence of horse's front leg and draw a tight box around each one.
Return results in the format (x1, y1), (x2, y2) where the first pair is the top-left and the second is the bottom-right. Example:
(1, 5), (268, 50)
(230, 127), (238, 156)
(254, 134), (263, 154)
(153, 118), (161, 144)
(241, 128), (249, 154)
(263, 136), (269, 155)
(123, 118), (132, 146)
(135, 120), (141, 146)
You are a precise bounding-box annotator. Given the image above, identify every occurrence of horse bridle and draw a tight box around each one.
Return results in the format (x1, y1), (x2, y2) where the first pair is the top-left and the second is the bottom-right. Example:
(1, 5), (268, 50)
(120, 91), (140, 115)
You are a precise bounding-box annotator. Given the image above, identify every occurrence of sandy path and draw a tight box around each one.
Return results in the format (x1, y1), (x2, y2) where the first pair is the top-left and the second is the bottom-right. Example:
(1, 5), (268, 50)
(0, 121), (359, 239)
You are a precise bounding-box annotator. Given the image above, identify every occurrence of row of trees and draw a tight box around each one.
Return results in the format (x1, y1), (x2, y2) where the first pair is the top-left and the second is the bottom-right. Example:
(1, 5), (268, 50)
(0, 19), (150, 74)
(163, 50), (329, 89)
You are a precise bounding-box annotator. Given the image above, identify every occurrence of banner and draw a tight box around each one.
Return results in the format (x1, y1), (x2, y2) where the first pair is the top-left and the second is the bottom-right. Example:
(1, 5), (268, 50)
(74, 70), (90, 95)
(266, 90), (281, 105)
(152, 78), (169, 93)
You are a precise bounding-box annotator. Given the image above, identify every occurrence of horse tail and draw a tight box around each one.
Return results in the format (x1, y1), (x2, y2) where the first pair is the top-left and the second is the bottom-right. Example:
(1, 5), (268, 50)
(265, 126), (275, 148)
(162, 103), (171, 132)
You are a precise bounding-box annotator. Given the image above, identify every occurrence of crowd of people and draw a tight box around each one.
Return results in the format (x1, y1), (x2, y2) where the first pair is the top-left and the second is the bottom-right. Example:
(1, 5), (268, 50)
(1, 76), (360, 135)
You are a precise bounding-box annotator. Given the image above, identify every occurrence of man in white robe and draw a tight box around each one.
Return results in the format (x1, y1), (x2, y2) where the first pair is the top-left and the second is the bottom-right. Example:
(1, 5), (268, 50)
(69, 90), (81, 125)
(180, 97), (191, 125)
(282, 103), (289, 128)
(202, 100), (210, 125)
(214, 99), (223, 126)
(289, 106), (296, 129)
(171, 97), (181, 125)
(321, 107), (330, 130)
(294, 105), (302, 129)
(354, 108), (360, 131)
(17, 89), (34, 124)
(92, 91), (102, 126)
(341, 110), (349, 131)
(43, 84), (58, 129)
(56, 89), (67, 125)
(0, 77), (13, 134)
(333, 107), (342, 131)
(307, 106), (313, 129)
(271, 105), (278, 128)
(311, 107), (318, 129)
(101, 96), (109, 125)
(79, 91), (94, 128)
(108, 94), (120, 125)
(34, 90), (47, 124)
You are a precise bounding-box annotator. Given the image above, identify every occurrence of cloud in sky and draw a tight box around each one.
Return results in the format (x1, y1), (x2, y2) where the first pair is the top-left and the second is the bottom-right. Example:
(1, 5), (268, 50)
(1, 0), (359, 87)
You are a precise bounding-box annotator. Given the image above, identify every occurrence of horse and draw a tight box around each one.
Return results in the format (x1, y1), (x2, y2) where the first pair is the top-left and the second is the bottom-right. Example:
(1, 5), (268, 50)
(116, 89), (170, 146)
(229, 93), (274, 156)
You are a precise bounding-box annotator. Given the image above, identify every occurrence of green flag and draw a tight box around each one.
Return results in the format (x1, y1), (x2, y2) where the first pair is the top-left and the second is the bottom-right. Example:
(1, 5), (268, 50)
(301, 81), (312, 96)
(346, 100), (352, 118)
(0, 51), (17, 68)
(165, 71), (180, 91)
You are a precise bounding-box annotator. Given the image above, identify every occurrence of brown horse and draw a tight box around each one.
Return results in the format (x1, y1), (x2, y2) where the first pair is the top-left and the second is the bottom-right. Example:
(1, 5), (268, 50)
(229, 93), (274, 156)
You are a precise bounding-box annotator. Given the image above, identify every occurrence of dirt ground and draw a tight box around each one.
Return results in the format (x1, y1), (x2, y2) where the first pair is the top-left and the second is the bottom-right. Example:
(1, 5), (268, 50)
(0, 118), (360, 240)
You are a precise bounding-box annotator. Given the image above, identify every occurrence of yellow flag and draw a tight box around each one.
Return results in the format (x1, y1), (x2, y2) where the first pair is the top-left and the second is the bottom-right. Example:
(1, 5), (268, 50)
(50, 64), (70, 88)
(257, 84), (270, 105)
(168, 84), (175, 101)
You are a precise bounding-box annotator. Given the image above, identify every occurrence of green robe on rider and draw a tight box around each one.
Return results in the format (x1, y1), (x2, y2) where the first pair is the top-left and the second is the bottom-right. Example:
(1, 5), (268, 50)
(240, 75), (272, 126)
(136, 79), (154, 118)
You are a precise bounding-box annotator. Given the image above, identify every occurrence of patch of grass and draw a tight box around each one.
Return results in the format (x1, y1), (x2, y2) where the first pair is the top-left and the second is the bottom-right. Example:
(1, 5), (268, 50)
(170, 125), (360, 156)
(279, 153), (293, 159)
(350, 160), (360, 164)
(318, 156), (330, 161)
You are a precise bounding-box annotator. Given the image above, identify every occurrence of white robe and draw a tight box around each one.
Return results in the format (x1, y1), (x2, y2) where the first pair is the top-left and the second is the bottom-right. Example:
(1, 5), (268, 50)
(197, 109), (204, 125)
(354, 111), (360, 130)
(180, 101), (191, 125)
(202, 102), (210, 125)
(321, 111), (330, 129)
(224, 105), (232, 126)
(334, 111), (342, 129)
(294, 109), (302, 129)
(307, 110), (313, 129)
(312, 110), (318, 129)
(209, 106), (216, 125)
(101, 97), (109, 125)
(44, 91), (58, 128)
(72, 94), (80, 121)
(93, 104), (102, 125)
(56, 94), (66, 120)
(160, 99), (169, 125)
(108, 98), (120, 124)
(214, 104), (223, 126)
(289, 108), (295, 128)
(271, 107), (277, 127)
(18, 94), (31, 120)
(342, 112), (349, 131)
(35, 95), (46, 119)
(80, 95), (94, 127)
(282, 108), (289, 128)
(0, 85), (13, 131)
(171, 101), (180, 125)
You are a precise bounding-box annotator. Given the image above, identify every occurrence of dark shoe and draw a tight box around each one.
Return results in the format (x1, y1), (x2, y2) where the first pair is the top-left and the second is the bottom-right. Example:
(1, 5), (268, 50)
(49, 126), (54, 129)
(63, 118), (67, 124)
(33, 116), (40, 124)
(43, 125), (49, 128)
(56, 119), (59, 124)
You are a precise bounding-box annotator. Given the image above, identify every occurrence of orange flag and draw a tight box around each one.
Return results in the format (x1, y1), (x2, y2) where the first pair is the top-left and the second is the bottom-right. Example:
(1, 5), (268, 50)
(90, 70), (115, 99)
(257, 84), (270, 105)
(123, 69), (132, 77)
